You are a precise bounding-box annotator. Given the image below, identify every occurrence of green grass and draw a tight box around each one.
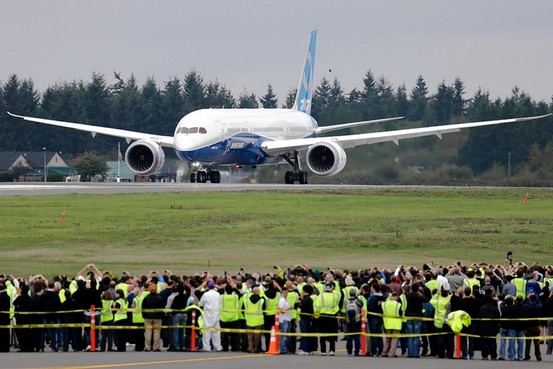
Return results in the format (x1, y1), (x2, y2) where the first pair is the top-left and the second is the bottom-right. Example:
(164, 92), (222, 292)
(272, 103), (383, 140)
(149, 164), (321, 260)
(1, 187), (552, 277)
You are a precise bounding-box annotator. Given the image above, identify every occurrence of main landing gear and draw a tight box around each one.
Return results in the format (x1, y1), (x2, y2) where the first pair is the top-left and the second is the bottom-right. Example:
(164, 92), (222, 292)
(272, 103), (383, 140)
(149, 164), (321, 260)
(190, 168), (221, 183)
(282, 151), (309, 185)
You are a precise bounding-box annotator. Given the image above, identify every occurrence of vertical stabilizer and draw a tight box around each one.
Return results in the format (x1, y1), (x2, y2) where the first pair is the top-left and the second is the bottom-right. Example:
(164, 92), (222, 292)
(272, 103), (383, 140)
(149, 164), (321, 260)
(292, 30), (317, 115)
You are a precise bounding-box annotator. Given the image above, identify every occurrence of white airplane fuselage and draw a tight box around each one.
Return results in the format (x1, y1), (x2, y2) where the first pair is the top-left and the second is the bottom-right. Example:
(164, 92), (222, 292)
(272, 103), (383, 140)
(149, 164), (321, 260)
(174, 108), (318, 166)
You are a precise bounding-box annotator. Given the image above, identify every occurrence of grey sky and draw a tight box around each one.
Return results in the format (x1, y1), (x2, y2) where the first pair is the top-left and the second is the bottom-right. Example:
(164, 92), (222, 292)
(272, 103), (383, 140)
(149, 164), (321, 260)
(1, 0), (552, 106)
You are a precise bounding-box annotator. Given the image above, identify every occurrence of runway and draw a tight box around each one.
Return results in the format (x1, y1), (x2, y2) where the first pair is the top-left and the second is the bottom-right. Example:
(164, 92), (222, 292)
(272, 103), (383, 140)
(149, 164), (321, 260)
(3, 346), (550, 369)
(0, 182), (376, 196)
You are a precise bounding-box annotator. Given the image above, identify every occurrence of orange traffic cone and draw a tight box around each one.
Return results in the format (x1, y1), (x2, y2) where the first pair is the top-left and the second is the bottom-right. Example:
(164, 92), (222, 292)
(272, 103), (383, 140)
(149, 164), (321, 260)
(265, 326), (280, 355)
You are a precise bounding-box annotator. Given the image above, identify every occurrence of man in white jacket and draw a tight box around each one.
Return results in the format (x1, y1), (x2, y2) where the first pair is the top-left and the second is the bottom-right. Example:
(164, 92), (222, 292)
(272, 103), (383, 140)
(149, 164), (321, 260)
(200, 280), (223, 352)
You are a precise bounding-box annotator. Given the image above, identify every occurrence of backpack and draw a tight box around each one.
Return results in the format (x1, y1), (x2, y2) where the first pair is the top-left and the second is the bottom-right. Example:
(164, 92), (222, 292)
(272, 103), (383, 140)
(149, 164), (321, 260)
(345, 298), (361, 323)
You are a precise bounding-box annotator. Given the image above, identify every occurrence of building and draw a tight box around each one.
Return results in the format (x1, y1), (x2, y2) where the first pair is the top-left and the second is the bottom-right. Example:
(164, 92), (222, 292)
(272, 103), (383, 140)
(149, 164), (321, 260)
(0, 151), (71, 182)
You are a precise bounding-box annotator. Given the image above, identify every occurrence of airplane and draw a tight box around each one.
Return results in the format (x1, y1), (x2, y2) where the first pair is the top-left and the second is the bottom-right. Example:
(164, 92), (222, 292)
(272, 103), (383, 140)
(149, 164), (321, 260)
(7, 30), (552, 184)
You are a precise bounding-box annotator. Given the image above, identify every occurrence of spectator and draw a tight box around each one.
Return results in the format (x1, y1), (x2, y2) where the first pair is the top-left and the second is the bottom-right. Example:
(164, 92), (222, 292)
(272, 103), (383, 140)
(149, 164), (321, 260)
(523, 293), (542, 361)
(199, 279), (223, 352)
(478, 294), (500, 360)
(381, 292), (402, 358)
(344, 289), (363, 356)
(13, 284), (34, 352)
(504, 295), (526, 361)
(142, 282), (164, 351)
(243, 286), (265, 354)
(278, 289), (292, 354)
(0, 281), (11, 352)
(297, 284), (315, 355)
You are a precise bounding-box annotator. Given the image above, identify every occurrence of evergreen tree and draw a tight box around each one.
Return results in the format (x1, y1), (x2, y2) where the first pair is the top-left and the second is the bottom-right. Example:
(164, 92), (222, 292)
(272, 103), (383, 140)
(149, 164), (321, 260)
(183, 70), (206, 112)
(238, 90), (258, 108)
(260, 83), (278, 108)
(408, 75), (428, 122)
(396, 83), (408, 117)
(451, 77), (466, 117)
(161, 77), (185, 133)
(432, 80), (454, 124)
(205, 80), (235, 108)
(283, 88), (296, 109)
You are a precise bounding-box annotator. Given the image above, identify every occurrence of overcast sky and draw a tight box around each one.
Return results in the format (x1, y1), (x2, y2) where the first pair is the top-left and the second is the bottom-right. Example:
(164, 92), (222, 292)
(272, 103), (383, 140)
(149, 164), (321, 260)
(1, 0), (552, 105)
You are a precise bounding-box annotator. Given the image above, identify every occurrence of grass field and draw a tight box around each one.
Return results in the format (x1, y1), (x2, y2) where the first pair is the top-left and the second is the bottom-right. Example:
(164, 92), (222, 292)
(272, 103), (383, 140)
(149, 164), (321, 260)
(1, 187), (552, 277)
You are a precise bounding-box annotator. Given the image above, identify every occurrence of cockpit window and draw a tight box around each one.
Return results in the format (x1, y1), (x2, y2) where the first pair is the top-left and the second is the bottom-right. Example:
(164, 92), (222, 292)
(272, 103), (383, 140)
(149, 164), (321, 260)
(179, 126), (207, 134)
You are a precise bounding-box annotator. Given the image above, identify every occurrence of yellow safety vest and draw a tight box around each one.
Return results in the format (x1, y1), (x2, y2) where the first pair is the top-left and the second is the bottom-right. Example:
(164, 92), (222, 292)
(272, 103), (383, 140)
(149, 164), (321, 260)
(113, 298), (128, 322)
(341, 286), (358, 313)
(101, 300), (114, 323)
(115, 282), (128, 297)
(316, 291), (339, 315)
(132, 291), (149, 324)
(513, 278), (527, 298)
(382, 300), (402, 330)
(286, 291), (299, 320)
(431, 294), (451, 329)
(220, 293), (240, 322)
(244, 297), (264, 327)
(264, 292), (281, 316)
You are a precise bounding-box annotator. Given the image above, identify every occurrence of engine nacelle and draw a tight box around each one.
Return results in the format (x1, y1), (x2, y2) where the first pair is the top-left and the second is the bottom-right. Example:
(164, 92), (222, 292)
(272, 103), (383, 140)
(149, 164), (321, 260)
(125, 140), (166, 176)
(306, 141), (347, 176)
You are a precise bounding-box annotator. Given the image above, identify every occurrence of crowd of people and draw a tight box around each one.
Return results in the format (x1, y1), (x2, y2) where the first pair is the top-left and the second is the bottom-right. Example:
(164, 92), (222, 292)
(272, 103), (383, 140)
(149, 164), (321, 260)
(0, 260), (552, 361)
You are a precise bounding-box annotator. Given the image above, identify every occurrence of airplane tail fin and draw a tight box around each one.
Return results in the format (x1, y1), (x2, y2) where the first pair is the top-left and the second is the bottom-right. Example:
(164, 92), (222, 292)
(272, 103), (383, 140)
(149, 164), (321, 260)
(292, 30), (317, 115)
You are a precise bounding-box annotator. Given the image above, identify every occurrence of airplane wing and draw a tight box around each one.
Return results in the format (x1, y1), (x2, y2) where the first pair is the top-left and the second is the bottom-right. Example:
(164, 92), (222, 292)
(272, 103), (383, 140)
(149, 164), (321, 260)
(7, 112), (175, 148)
(262, 114), (552, 154)
(315, 116), (404, 134)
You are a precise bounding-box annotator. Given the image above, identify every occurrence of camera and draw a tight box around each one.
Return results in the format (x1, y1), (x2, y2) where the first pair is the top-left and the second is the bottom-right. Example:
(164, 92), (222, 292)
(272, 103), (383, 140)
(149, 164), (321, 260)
(506, 251), (513, 266)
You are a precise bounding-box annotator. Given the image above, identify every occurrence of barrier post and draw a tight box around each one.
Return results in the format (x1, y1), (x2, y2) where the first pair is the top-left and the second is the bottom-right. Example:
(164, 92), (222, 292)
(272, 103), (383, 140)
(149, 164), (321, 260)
(361, 309), (366, 356)
(191, 310), (196, 352)
(90, 305), (96, 352)
(455, 334), (461, 359)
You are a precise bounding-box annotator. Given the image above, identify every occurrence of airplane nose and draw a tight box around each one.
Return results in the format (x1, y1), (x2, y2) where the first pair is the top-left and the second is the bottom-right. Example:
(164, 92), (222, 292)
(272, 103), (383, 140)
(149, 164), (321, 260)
(176, 135), (197, 151)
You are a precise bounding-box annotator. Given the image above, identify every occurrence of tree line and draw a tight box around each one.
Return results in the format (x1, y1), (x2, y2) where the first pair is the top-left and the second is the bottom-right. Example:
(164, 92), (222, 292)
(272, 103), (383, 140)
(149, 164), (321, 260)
(0, 70), (552, 184)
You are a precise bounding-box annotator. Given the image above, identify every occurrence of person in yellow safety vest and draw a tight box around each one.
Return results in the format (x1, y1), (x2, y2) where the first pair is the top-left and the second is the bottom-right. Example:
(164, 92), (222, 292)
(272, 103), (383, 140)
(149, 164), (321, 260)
(430, 288), (453, 359)
(463, 270), (480, 291)
(284, 281), (300, 354)
(113, 289), (129, 352)
(381, 292), (403, 358)
(314, 282), (342, 356)
(131, 286), (148, 352)
(115, 275), (130, 298)
(99, 290), (114, 351)
(262, 279), (281, 352)
(512, 270), (527, 298)
(243, 286), (266, 353)
(219, 277), (242, 352)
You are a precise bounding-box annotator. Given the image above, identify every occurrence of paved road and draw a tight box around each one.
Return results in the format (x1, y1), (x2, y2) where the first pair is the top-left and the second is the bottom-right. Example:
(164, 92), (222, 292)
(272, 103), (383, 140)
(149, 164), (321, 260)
(3, 344), (551, 369)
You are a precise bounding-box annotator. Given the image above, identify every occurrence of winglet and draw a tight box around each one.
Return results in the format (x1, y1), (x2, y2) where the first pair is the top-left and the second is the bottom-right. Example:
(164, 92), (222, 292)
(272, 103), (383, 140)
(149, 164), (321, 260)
(292, 30), (317, 115)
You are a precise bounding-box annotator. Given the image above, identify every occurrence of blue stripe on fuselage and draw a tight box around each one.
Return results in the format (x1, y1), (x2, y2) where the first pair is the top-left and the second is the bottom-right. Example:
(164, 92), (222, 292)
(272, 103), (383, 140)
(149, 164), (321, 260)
(175, 132), (315, 166)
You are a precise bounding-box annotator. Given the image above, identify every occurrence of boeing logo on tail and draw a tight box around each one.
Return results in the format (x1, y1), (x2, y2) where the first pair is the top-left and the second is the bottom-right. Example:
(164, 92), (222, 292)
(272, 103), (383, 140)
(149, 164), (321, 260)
(7, 30), (551, 184)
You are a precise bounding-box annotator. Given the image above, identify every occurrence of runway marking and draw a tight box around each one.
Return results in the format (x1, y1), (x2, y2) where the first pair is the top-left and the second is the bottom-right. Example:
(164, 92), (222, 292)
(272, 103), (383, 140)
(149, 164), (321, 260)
(17, 353), (263, 369)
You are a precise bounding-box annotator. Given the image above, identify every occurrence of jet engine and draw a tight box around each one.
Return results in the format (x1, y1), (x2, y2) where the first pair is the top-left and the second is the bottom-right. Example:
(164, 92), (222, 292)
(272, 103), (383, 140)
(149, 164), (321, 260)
(125, 140), (165, 175)
(306, 141), (347, 176)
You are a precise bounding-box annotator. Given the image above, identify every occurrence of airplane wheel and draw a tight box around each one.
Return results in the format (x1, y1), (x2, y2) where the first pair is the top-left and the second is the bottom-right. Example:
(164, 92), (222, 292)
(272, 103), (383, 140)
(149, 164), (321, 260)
(284, 171), (295, 184)
(190, 173), (196, 183)
(210, 171), (221, 183)
(197, 171), (207, 183)
(299, 171), (309, 185)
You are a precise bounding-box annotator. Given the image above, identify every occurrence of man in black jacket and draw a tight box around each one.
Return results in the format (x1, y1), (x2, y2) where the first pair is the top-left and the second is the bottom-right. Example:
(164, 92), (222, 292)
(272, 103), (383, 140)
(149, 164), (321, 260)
(142, 282), (164, 351)
(477, 294), (500, 360)
(0, 281), (11, 352)
(523, 293), (542, 361)
(504, 295), (526, 361)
